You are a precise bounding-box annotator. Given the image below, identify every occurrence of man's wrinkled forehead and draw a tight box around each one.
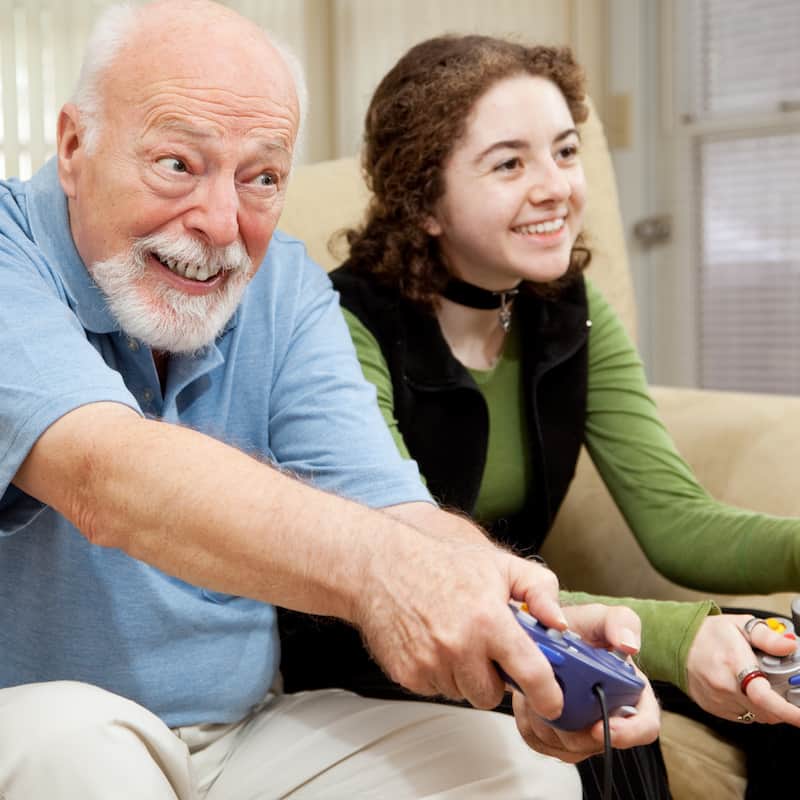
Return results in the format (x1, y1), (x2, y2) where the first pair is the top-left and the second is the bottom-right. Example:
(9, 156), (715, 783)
(104, 2), (300, 129)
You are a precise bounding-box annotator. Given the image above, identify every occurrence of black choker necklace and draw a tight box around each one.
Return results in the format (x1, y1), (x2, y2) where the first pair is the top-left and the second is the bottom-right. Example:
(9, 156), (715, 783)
(441, 277), (519, 332)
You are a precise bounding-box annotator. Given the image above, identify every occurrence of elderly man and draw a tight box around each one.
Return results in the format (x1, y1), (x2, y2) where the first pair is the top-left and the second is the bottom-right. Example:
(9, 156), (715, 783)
(0, 1), (658, 797)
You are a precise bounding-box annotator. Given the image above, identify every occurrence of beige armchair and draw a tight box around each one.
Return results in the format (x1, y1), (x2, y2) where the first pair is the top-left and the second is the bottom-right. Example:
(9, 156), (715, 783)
(279, 105), (800, 800)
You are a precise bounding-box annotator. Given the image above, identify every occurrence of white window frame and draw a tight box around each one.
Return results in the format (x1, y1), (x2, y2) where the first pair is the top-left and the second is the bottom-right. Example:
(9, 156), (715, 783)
(648, 0), (800, 388)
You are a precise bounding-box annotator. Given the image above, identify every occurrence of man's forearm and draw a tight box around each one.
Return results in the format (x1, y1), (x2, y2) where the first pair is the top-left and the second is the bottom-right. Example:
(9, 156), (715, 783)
(13, 401), (431, 622)
(384, 501), (492, 548)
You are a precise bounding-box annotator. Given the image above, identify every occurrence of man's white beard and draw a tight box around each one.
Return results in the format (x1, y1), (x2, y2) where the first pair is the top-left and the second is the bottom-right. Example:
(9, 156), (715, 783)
(90, 233), (253, 354)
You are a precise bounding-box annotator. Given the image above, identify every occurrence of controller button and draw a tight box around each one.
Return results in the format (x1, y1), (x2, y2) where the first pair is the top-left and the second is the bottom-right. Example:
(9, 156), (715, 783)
(564, 630), (582, 641)
(539, 643), (566, 666)
(790, 675), (800, 686)
(761, 655), (782, 666)
(545, 628), (564, 641)
(788, 687), (800, 708)
(767, 618), (787, 633)
(785, 633), (797, 640)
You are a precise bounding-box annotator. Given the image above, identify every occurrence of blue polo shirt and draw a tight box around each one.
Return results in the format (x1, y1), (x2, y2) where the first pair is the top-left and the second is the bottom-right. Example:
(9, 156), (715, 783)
(0, 159), (431, 727)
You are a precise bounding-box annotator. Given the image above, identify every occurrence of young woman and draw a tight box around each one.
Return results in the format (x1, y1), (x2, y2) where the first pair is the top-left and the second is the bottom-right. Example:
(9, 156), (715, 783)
(280, 35), (800, 799)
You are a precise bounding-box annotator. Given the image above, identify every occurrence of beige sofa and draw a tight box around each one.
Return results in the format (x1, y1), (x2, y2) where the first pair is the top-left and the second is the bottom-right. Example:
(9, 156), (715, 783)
(279, 107), (800, 800)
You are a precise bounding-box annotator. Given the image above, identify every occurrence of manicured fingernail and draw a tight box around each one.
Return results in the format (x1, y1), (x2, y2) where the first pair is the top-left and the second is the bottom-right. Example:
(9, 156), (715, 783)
(620, 628), (640, 652)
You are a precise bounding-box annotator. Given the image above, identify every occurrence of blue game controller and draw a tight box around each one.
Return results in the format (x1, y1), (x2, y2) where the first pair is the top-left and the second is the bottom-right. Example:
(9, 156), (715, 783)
(753, 597), (800, 707)
(498, 603), (645, 731)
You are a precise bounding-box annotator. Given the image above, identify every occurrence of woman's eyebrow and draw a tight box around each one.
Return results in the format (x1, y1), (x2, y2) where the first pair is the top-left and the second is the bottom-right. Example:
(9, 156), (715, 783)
(474, 128), (581, 164)
(474, 139), (528, 163)
(555, 127), (581, 143)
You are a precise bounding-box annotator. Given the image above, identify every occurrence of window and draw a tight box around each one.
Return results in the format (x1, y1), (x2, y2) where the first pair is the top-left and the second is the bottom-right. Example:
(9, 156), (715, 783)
(679, 0), (800, 393)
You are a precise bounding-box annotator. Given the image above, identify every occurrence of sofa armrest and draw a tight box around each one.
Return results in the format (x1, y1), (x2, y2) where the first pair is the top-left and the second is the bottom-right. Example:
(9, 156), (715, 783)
(541, 385), (800, 613)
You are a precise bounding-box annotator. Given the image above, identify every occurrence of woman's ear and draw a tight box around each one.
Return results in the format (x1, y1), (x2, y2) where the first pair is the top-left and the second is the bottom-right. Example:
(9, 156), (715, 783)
(422, 215), (442, 237)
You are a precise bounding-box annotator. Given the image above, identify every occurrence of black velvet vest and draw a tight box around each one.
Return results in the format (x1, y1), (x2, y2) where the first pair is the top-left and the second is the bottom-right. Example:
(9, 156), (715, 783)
(279, 265), (590, 696)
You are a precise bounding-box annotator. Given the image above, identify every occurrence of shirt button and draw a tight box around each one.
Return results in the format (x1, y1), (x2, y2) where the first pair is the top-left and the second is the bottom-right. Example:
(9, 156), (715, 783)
(142, 389), (153, 403)
(127, 337), (140, 352)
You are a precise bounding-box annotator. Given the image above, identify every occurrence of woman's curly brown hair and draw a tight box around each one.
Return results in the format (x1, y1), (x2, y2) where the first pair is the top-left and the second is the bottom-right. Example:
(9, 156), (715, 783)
(343, 35), (591, 309)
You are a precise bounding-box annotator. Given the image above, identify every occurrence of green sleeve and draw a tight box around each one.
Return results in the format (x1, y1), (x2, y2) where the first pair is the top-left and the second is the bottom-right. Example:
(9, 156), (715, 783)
(341, 307), (413, 461)
(344, 300), (721, 688)
(583, 279), (800, 593)
(562, 590), (720, 692)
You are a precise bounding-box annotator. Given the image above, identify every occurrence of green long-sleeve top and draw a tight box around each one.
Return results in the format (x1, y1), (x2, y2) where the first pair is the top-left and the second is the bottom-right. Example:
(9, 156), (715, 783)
(341, 278), (800, 690)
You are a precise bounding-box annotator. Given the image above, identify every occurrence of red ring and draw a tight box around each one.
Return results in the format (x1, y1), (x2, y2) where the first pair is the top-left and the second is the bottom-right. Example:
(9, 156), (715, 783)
(740, 669), (766, 694)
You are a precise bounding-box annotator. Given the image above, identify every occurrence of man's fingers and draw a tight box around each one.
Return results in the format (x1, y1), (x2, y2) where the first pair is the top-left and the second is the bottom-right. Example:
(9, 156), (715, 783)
(494, 622), (564, 721)
(503, 556), (566, 631)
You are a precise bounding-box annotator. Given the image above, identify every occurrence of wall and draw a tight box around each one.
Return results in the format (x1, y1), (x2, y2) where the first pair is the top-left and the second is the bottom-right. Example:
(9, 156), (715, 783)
(0, 0), (608, 176)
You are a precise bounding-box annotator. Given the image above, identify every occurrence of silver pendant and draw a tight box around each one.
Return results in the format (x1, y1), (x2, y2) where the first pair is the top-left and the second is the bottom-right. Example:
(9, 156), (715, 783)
(497, 290), (517, 333)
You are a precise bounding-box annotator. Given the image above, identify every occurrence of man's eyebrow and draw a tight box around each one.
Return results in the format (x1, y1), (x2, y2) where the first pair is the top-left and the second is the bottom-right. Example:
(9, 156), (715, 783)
(149, 118), (293, 159)
(474, 127), (582, 162)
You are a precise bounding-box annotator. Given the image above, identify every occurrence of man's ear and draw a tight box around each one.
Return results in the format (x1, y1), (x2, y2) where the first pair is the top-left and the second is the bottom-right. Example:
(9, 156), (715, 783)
(57, 103), (84, 198)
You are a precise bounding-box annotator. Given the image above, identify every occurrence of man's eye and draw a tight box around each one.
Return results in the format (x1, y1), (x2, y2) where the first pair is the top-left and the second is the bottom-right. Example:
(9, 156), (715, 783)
(157, 157), (188, 173)
(252, 173), (276, 187)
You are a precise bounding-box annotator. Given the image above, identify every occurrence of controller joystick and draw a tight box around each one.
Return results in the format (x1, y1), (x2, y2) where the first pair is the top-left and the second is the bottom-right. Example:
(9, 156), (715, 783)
(498, 604), (645, 731)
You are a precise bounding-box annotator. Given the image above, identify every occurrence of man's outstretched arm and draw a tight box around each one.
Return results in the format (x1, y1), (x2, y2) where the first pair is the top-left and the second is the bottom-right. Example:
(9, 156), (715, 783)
(14, 400), (566, 718)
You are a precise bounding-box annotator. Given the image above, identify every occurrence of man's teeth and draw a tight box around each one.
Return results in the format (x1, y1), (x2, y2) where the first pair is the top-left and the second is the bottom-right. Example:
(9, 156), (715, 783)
(516, 218), (566, 235)
(161, 256), (221, 281)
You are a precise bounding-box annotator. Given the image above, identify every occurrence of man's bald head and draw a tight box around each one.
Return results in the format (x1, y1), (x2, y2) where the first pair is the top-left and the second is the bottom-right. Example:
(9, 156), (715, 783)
(72, 0), (307, 154)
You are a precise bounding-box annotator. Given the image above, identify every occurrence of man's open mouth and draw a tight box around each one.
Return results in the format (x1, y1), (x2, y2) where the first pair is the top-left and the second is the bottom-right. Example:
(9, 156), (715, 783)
(152, 252), (223, 282)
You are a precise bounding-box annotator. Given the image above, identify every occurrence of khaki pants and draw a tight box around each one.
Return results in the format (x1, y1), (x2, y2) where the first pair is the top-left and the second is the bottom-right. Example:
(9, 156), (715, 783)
(0, 681), (579, 799)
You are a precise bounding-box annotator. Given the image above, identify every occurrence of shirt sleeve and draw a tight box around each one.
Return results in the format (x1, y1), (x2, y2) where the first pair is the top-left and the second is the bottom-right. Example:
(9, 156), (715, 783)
(262, 255), (431, 509)
(583, 279), (800, 593)
(562, 590), (720, 691)
(341, 307), (414, 461)
(0, 235), (140, 536)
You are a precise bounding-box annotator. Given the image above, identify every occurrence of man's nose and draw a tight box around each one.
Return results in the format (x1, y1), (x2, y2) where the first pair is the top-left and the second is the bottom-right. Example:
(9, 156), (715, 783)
(184, 175), (240, 247)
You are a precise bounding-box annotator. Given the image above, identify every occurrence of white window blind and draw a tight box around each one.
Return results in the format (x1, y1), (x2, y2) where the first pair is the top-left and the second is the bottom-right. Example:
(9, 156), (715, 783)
(684, 0), (800, 394)
(699, 132), (800, 392)
(0, 0), (91, 180)
(689, 0), (800, 117)
(0, 0), (319, 179)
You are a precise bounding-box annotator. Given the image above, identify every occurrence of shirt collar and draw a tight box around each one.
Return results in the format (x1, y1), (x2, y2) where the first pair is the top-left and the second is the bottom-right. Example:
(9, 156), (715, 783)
(25, 158), (240, 339)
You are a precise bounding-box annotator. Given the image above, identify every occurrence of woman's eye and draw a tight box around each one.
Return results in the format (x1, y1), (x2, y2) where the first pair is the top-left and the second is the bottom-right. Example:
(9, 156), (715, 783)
(495, 157), (521, 172)
(557, 144), (580, 161)
(157, 157), (188, 173)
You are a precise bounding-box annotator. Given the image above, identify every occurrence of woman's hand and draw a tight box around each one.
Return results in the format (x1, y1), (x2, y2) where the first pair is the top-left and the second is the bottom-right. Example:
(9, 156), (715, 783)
(511, 603), (660, 762)
(686, 613), (800, 726)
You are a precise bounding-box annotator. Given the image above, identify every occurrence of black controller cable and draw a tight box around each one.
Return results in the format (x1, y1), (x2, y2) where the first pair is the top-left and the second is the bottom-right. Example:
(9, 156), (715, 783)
(593, 683), (613, 800)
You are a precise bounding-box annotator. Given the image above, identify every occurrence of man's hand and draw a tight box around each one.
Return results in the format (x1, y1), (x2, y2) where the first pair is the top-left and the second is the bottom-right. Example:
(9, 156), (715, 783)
(354, 533), (570, 722)
(511, 604), (660, 762)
